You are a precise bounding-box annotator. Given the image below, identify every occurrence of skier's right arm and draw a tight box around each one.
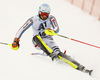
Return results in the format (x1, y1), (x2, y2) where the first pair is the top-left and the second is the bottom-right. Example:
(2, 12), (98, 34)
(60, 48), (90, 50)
(12, 17), (33, 50)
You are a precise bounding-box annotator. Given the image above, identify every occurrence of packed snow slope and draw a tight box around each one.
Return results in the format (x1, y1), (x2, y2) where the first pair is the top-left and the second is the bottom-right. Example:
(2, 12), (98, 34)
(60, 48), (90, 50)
(0, 0), (100, 80)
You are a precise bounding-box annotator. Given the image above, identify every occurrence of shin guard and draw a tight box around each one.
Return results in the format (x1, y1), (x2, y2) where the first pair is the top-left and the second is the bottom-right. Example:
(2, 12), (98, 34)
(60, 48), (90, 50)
(33, 35), (53, 55)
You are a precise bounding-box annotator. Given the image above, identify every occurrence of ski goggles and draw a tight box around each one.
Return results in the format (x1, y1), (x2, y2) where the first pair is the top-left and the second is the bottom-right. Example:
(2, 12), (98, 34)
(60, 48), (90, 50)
(40, 12), (50, 17)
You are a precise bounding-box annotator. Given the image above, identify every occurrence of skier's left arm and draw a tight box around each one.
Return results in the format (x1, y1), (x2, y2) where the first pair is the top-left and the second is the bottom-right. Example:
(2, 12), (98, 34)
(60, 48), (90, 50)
(50, 15), (59, 33)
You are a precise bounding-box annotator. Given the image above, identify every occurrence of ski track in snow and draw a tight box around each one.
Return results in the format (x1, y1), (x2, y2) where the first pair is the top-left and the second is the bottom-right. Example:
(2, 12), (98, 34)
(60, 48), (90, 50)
(0, 0), (100, 80)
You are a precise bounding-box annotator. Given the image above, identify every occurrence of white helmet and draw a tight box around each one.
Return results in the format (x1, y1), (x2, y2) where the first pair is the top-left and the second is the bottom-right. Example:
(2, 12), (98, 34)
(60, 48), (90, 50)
(39, 4), (50, 13)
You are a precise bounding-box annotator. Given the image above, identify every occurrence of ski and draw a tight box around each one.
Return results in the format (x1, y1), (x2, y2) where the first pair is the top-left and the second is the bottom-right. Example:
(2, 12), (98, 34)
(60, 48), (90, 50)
(31, 53), (47, 56)
(31, 50), (67, 56)
(31, 52), (93, 76)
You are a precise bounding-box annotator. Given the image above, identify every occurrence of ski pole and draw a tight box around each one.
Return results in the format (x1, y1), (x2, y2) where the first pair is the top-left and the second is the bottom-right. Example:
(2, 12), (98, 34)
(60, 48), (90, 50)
(0, 42), (11, 46)
(0, 42), (18, 50)
(45, 29), (100, 49)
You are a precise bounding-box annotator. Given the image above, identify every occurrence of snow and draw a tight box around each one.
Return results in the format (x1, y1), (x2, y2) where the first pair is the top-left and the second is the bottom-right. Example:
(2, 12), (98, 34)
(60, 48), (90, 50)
(0, 0), (100, 80)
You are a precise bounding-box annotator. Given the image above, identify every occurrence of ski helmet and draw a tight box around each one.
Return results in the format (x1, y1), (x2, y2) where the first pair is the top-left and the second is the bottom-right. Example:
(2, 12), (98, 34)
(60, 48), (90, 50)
(38, 4), (50, 19)
(39, 4), (50, 13)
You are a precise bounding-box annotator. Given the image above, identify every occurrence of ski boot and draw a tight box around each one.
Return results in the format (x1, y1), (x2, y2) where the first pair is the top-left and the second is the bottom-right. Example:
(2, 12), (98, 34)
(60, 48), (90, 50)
(49, 53), (59, 61)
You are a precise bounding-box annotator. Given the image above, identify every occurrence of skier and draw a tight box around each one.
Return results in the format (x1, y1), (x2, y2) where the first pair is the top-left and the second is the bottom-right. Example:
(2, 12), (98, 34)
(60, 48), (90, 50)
(12, 4), (92, 75)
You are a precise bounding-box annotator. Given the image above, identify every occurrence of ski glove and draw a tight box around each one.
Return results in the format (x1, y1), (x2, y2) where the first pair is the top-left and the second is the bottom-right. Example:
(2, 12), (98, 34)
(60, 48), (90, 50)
(12, 38), (20, 50)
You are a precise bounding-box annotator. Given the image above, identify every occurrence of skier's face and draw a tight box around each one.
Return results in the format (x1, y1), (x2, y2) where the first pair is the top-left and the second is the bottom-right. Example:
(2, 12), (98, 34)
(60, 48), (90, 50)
(40, 12), (49, 20)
